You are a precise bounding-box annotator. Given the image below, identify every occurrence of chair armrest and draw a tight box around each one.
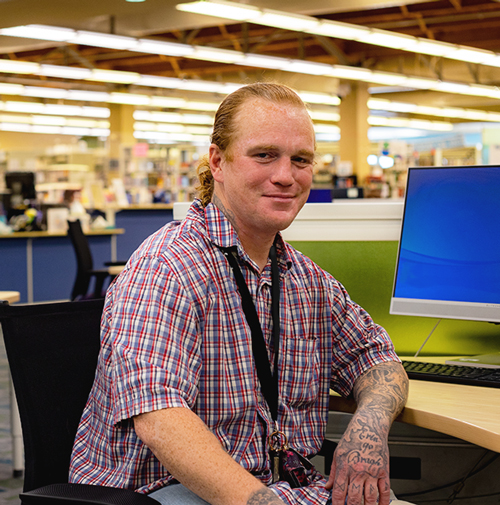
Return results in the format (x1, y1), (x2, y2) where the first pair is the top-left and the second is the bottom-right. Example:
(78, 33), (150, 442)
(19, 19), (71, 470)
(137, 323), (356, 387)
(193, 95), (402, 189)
(21, 483), (156, 504)
(104, 261), (127, 267)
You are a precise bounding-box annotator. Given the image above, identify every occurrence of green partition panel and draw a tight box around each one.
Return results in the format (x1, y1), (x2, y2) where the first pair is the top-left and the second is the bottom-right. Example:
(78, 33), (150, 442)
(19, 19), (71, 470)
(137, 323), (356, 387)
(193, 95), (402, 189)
(289, 241), (500, 357)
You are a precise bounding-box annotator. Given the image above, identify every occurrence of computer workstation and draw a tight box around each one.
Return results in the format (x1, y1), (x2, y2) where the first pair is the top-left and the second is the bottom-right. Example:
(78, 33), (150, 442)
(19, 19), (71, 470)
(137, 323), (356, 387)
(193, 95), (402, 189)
(329, 164), (500, 452)
(389, 164), (500, 387)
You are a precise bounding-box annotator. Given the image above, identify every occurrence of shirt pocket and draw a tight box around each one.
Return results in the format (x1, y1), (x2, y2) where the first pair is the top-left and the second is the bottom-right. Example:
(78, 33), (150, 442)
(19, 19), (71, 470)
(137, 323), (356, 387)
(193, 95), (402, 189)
(280, 336), (320, 409)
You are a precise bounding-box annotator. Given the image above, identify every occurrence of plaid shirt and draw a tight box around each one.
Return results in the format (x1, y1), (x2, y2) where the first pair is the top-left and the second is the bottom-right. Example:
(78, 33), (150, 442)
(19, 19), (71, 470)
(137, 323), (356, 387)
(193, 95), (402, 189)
(70, 199), (399, 504)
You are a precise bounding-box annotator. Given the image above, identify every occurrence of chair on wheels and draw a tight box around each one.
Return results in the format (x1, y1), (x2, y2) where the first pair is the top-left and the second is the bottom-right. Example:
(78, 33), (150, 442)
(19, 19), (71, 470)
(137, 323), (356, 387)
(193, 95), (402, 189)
(0, 299), (155, 504)
(67, 219), (126, 300)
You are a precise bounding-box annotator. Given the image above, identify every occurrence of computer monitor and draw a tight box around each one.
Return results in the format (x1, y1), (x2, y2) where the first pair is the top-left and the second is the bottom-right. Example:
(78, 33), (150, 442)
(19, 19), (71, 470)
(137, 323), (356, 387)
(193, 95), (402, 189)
(390, 164), (500, 324)
(5, 171), (37, 201)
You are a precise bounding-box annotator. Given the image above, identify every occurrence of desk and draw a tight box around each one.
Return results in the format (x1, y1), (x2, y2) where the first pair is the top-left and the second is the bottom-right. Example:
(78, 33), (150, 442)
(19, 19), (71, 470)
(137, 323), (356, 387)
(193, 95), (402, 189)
(0, 291), (23, 476)
(329, 357), (500, 453)
(0, 228), (124, 302)
(0, 291), (20, 304)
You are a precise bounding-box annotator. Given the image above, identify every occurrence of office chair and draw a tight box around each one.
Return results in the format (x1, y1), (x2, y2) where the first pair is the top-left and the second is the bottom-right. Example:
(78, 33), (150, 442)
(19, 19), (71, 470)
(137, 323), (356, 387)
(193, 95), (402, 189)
(67, 219), (126, 300)
(0, 299), (155, 504)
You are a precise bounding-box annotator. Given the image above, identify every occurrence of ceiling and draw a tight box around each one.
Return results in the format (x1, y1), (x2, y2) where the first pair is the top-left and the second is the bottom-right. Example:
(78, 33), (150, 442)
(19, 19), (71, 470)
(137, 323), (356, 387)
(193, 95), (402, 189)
(2, 0), (500, 129)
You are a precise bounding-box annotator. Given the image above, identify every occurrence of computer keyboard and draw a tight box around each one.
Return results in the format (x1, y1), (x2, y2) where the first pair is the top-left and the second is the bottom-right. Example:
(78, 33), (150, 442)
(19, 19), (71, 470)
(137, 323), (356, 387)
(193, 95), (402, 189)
(402, 360), (500, 389)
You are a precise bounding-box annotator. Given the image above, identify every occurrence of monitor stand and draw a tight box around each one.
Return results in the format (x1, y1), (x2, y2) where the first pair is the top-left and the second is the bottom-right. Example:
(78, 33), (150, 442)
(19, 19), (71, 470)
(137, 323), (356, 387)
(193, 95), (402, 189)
(445, 352), (500, 369)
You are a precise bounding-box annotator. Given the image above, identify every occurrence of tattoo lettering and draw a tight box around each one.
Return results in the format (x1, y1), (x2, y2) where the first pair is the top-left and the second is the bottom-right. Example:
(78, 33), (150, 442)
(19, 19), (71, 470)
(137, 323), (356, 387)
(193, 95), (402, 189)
(212, 194), (239, 234)
(247, 488), (283, 505)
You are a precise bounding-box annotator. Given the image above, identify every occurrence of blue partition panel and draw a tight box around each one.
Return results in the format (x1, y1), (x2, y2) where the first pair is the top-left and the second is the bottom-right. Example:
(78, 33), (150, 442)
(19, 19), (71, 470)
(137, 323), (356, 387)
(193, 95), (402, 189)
(115, 209), (173, 259)
(32, 236), (75, 301)
(0, 238), (29, 303)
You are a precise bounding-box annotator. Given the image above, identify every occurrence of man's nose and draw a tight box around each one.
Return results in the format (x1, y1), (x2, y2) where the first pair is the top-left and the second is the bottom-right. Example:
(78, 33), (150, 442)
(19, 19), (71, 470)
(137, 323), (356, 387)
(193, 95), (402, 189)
(272, 158), (295, 185)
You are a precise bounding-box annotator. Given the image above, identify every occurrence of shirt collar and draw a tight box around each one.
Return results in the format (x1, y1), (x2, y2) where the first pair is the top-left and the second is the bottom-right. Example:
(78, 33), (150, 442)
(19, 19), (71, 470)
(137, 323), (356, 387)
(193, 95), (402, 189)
(189, 199), (292, 273)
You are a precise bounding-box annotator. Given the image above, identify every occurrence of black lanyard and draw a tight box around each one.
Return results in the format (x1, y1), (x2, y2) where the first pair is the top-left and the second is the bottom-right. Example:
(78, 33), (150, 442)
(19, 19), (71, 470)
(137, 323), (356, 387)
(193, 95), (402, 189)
(220, 243), (280, 422)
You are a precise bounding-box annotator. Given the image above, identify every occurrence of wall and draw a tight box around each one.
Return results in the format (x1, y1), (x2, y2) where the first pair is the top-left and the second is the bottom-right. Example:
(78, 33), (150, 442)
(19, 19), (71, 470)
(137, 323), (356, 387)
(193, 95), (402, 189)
(289, 240), (500, 357)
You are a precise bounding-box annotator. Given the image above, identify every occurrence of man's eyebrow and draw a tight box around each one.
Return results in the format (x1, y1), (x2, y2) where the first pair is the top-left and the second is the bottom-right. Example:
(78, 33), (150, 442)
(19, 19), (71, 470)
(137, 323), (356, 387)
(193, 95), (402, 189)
(247, 145), (315, 158)
(294, 149), (315, 158)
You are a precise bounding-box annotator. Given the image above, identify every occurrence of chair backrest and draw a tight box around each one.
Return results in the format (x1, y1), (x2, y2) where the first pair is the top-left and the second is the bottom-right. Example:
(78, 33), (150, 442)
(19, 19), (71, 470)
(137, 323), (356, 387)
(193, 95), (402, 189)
(67, 219), (93, 300)
(0, 299), (104, 492)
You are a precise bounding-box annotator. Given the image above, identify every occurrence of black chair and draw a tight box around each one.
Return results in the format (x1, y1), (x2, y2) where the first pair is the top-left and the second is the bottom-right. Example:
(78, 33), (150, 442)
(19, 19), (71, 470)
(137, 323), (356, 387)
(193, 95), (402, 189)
(67, 219), (126, 300)
(0, 299), (155, 504)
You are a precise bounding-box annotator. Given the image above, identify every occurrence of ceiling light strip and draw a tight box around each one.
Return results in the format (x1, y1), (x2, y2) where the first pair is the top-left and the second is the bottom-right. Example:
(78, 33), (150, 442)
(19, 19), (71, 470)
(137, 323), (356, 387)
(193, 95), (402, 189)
(2, 25), (500, 99)
(175, 0), (500, 67)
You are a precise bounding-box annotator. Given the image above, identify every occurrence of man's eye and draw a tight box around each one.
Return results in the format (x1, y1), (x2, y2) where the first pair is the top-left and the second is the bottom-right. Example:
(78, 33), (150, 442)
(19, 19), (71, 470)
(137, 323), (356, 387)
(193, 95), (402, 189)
(293, 157), (312, 166)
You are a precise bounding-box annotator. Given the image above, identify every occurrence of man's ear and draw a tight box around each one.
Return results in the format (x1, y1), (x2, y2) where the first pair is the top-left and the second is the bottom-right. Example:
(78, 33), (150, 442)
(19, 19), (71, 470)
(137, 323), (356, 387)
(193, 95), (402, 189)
(209, 144), (225, 183)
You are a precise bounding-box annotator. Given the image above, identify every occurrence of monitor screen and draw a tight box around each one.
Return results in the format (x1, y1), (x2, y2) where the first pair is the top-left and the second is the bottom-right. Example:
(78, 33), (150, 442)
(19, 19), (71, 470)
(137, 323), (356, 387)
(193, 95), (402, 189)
(390, 165), (500, 323)
(5, 171), (37, 201)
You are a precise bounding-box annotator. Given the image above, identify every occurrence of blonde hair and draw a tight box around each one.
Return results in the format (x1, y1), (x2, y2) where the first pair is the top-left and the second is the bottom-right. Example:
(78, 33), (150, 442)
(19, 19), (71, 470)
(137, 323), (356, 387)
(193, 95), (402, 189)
(195, 82), (309, 207)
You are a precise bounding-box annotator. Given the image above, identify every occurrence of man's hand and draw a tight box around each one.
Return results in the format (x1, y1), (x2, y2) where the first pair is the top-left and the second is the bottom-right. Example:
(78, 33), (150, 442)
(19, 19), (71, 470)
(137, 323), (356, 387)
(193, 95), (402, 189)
(326, 361), (408, 505)
(326, 411), (391, 505)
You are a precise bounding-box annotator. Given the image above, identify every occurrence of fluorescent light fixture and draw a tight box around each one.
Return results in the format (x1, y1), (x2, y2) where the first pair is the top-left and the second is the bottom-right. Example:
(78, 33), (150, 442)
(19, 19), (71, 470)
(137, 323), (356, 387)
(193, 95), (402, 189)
(414, 38), (458, 57)
(313, 124), (340, 133)
(136, 75), (183, 88)
(453, 46), (498, 65)
(368, 72), (409, 86)
(309, 110), (340, 122)
(0, 100), (109, 118)
(402, 77), (436, 89)
(182, 113), (214, 124)
(358, 29), (418, 50)
(241, 53), (289, 70)
(81, 106), (110, 118)
(136, 39), (194, 57)
(89, 69), (140, 84)
(177, 80), (227, 93)
(311, 20), (370, 39)
(192, 46), (246, 64)
(0, 83), (24, 95)
(4, 101), (45, 113)
(39, 64), (92, 80)
(431, 81), (472, 94)
(32, 125), (63, 134)
(0, 114), (32, 124)
(72, 31), (138, 50)
(31, 115), (67, 126)
(0, 60), (39, 74)
(325, 66), (372, 80)
(0, 24), (74, 41)
(108, 92), (151, 105)
(368, 98), (417, 113)
(298, 92), (340, 106)
(287, 60), (334, 75)
(149, 97), (187, 108)
(181, 101), (220, 111)
(66, 90), (110, 102)
(0, 122), (31, 132)
(23, 86), (68, 99)
(134, 111), (183, 122)
(258, 10), (320, 31)
(368, 115), (453, 131)
(177, 0), (261, 21)
(66, 119), (110, 128)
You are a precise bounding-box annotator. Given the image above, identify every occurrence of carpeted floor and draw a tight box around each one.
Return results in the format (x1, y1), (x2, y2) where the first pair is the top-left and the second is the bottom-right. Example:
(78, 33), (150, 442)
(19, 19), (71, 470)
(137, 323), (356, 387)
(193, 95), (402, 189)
(0, 334), (23, 505)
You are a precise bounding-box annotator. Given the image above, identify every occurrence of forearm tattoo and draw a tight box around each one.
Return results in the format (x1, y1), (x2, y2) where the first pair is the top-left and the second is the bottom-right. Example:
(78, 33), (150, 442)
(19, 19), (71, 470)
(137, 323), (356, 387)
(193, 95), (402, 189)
(333, 362), (409, 485)
(353, 361), (409, 422)
(247, 488), (283, 505)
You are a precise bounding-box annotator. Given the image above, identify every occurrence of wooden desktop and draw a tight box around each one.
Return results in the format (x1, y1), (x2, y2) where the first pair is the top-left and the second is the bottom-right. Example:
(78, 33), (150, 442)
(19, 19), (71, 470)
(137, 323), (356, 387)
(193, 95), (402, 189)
(329, 356), (500, 453)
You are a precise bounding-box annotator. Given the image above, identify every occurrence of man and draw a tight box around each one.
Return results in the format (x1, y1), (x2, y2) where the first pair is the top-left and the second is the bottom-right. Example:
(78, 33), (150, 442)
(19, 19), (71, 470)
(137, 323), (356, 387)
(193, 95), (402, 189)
(70, 82), (410, 505)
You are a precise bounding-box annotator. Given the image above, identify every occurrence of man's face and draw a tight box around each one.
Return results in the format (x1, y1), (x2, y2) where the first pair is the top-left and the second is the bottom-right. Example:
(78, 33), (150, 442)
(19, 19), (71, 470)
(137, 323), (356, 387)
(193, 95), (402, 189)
(210, 97), (315, 242)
